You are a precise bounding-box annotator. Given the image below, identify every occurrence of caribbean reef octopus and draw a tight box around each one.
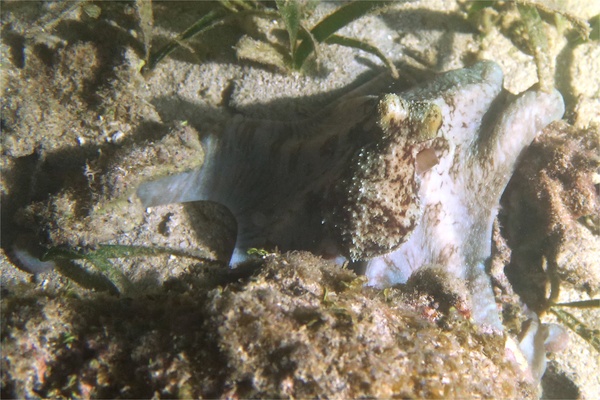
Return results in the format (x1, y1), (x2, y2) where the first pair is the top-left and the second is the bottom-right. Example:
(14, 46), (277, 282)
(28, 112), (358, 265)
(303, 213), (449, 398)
(138, 60), (565, 331)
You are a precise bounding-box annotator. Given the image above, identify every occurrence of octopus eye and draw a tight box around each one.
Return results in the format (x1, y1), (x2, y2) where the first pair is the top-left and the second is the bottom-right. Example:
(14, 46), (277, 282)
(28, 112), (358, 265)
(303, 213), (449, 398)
(409, 102), (442, 142)
(422, 105), (442, 138)
(377, 94), (410, 132)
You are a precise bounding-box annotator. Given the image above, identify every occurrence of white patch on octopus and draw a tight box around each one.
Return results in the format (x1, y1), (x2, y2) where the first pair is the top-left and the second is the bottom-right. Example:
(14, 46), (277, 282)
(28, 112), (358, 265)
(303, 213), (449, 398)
(137, 61), (565, 332)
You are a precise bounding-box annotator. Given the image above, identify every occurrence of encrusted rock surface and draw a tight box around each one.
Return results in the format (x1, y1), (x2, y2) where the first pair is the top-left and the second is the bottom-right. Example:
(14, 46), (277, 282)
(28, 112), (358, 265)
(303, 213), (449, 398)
(1, 252), (537, 398)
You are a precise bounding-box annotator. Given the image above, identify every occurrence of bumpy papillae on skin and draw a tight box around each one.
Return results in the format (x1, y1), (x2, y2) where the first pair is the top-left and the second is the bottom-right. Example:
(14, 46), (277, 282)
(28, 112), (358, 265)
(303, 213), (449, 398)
(332, 96), (444, 260)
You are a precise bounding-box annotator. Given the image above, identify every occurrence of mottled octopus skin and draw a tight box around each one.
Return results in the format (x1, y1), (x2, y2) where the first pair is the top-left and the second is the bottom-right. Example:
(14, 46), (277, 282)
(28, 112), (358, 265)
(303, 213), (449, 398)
(137, 61), (565, 329)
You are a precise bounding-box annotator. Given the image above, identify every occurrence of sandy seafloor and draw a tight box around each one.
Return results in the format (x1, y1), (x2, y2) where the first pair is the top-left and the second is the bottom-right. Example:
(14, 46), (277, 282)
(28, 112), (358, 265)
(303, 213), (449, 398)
(1, 1), (599, 398)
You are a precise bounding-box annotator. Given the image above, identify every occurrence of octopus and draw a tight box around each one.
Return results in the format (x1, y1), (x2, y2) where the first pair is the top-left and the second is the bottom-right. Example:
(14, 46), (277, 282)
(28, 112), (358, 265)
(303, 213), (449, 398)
(137, 61), (565, 330)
